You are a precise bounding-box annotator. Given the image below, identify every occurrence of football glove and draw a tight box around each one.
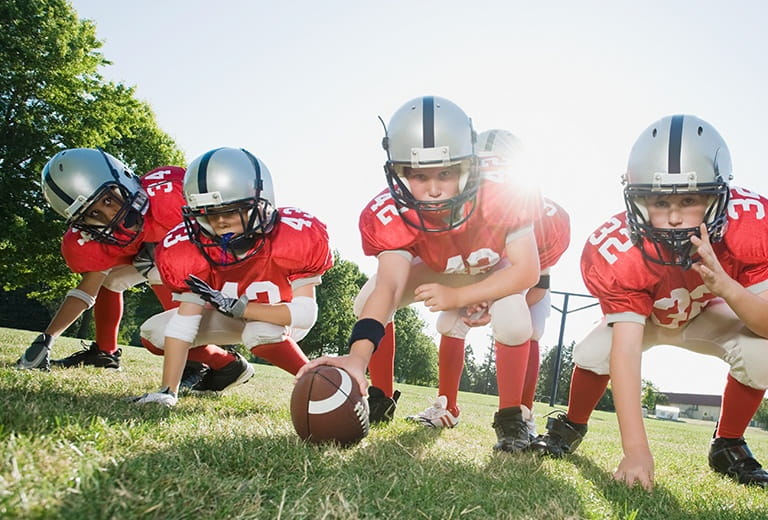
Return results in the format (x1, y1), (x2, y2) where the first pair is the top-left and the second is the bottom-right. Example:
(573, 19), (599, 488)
(184, 274), (249, 318)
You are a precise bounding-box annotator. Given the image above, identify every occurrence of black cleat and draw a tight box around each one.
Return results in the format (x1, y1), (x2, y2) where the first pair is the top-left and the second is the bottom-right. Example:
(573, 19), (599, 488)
(709, 437), (768, 487)
(367, 386), (401, 424)
(529, 412), (588, 457)
(16, 333), (53, 371)
(192, 352), (254, 392)
(492, 406), (531, 453)
(51, 342), (121, 369)
(179, 361), (210, 393)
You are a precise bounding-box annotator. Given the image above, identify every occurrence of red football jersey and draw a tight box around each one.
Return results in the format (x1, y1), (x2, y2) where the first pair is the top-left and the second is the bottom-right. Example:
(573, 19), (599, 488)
(156, 207), (333, 304)
(359, 177), (542, 275)
(536, 197), (571, 270)
(61, 166), (186, 273)
(581, 186), (768, 328)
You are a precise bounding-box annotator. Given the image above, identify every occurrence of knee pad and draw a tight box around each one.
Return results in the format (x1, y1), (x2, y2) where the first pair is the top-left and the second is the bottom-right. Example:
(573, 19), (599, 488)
(436, 310), (470, 339)
(140, 309), (175, 350)
(242, 321), (289, 347)
(490, 295), (532, 346)
(529, 292), (552, 341)
(102, 265), (146, 292)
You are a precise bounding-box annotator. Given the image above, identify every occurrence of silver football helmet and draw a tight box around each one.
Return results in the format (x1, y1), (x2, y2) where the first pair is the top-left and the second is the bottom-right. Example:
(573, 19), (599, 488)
(382, 95), (479, 232)
(476, 129), (523, 178)
(623, 114), (732, 269)
(41, 148), (148, 246)
(182, 147), (277, 266)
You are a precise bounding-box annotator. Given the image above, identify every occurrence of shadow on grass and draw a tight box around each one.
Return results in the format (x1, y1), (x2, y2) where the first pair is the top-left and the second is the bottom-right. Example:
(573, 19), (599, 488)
(30, 422), (583, 520)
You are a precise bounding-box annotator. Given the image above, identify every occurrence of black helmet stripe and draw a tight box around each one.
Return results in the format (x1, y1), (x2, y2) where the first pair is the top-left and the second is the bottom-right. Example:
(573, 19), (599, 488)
(422, 96), (435, 148)
(240, 149), (263, 191)
(44, 172), (74, 205)
(483, 130), (497, 152)
(197, 147), (222, 193)
(668, 114), (684, 174)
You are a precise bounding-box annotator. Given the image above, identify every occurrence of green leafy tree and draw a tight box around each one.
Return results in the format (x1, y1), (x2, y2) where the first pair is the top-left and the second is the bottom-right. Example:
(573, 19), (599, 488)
(0, 0), (184, 309)
(393, 306), (438, 387)
(641, 379), (667, 412)
(537, 341), (575, 405)
(298, 252), (366, 357)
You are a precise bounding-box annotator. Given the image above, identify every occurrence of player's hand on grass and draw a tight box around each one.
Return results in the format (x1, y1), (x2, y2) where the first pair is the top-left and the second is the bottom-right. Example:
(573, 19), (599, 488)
(185, 274), (249, 318)
(613, 451), (655, 491)
(296, 354), (369, 397)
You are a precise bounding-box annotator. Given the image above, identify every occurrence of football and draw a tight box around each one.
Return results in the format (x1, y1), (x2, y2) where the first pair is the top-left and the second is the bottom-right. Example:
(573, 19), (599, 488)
(290, 365), (369, 447)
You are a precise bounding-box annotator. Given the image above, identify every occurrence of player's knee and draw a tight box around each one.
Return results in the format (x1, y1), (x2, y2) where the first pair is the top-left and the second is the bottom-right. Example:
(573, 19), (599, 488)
(436, 310), (469, 339)
(242, 321), (288, 347)
(140, 313), (167, 349)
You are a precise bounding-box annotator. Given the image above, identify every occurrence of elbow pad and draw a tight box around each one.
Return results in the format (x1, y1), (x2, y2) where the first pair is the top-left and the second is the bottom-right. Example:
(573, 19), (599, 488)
(286, 296), (317, 329)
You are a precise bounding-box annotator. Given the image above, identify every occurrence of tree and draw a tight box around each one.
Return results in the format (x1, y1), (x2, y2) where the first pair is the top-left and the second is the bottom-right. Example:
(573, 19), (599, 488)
(392, 307), (438, 387)
(537, 341), (575, 405)
(298, 251), (367, 357)
(641, 379), (667, 412)
(0, 0), (184, 308)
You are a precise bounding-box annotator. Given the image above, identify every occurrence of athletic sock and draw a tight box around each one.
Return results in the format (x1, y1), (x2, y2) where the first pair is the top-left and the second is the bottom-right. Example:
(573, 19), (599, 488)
(521, 339), (540, 410)
(368, 321), (395, 397)
(438, 335), (465, 415)
(250, 337), (309, 375)
(716, 374), (766, 438)
(94, 287), (122, 354)
(566, 366), (610, 425)
(496, 339), (530, 409)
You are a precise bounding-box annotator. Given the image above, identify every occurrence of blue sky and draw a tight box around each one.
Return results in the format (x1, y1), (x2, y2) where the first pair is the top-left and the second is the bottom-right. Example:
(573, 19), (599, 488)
(69, 0), (768, 395)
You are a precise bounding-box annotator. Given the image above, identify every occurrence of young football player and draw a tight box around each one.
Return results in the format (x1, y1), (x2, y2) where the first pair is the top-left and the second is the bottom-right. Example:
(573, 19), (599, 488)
(296, 96), (543, 452)
(16, 148), (231, 386)
(133, 147), (333, 407)
(407, 129), (571, 433)
(531, 114), (768, 490)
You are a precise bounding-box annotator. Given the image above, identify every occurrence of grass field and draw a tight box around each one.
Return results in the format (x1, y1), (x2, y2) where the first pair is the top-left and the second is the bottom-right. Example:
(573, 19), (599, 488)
(2, 326), (768, 519)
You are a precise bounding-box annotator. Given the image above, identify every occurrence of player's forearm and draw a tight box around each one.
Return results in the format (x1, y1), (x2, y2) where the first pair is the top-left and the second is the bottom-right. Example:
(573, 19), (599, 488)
(241, 302), (292, 326)
(610, 342), (651, 457)
(454, 265), (539, 308)
(720, 285), (768, 338)
(161, 337), (192, 394)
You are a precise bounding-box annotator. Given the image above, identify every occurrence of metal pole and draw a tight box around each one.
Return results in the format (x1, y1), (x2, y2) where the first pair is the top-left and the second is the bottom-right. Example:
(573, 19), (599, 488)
(549, 293), (569, 407)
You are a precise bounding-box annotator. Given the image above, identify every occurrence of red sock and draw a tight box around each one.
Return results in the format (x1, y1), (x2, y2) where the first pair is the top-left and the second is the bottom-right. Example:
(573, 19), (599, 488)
(151, 283), (177, 310)
(496, 340), (530, 409)
(566, 366), (610, 424)
(438, 335), (464, 415)
(250, 338), (309, 375)
(187, 345), (236, 370)
(140, 337), (235, 369)
(140, 338), (164, 357)
(521, 339), (540, 410)
(717, 374), (766, 438)
(94, 287), (123, 354)
(368, 322), (395, 397)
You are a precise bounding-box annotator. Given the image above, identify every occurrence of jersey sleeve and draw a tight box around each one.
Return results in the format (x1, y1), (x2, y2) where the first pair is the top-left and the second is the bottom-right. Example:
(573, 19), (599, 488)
(722, 187), (768, 288)
(358, 188), (420, 257)
(274, 208), (334, 282)
(536, 198), (571, 270)
(580, 213), (654, 321)
(140, 166), (186, 240)
(155, 223), (212, 293)
(61, 229), (134, 273)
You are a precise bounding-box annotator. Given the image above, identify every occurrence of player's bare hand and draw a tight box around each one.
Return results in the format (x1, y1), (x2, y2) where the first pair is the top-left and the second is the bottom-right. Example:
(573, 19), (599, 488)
(414, 283), (459, 312)
(295, 354), (369, 396)
(460, 301), (491, 327)
(691, 223), (738, 298)
(613, 453), (654, 492)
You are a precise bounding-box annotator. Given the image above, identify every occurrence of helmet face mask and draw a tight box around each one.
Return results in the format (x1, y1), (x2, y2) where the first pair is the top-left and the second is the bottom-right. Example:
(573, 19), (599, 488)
(382, 96), (480, 232)
(182, 147), (277, 266)
(41, 148), (147, 246)
(623, 114), (732, 269)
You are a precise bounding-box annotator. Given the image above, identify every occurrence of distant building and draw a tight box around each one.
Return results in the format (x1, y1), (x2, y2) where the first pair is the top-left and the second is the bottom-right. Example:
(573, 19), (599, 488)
(662, 392), (721, 421)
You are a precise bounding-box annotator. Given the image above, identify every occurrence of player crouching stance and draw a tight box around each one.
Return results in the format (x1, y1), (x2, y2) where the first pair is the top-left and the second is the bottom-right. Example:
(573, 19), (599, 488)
(297, 96), (541, 453)
(531, 114), (768, 490)
(133, 147), (332, 406)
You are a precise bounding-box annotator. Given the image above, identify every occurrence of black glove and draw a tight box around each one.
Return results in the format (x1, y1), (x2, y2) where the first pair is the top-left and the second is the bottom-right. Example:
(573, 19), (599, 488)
(184, 274), (249, 318)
